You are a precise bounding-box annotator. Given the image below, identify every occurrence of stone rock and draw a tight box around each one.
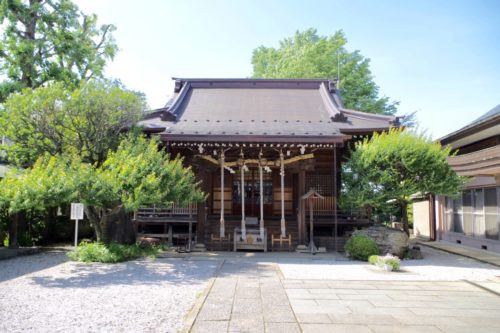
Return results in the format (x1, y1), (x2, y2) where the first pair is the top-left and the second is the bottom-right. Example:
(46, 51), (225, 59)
(139, 237), (161, 248)
(353, 225), (409, 258)
(407, 247), (423, 259)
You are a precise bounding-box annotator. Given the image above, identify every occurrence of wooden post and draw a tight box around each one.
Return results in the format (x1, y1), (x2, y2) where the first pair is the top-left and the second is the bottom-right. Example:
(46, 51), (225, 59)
(220, 150), (225, 238)
(333, 144), (338, 252)
(188, 203), (192, 251)
(259, 163), (264, 240)
(280, 151), (286, 237)
(241, 164), (246, 240)
(168, 223), (173, 245)
(298, 169), (306, 245)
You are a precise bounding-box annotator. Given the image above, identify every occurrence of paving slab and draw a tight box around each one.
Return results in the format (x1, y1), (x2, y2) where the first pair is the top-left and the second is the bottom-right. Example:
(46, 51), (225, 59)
(185, 251), (500, 333)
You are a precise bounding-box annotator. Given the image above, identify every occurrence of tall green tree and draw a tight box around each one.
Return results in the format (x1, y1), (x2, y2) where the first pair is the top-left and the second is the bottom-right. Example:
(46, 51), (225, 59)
(1, 80), (146, 167)
(0, 135), (205, 245)
(0, 0), (117, 101)
(252, 28), (398, 116)
(341, 128), (466, 234)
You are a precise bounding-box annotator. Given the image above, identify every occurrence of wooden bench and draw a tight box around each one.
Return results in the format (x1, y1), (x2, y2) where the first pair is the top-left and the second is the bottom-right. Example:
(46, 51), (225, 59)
(271, 234), (292, 252)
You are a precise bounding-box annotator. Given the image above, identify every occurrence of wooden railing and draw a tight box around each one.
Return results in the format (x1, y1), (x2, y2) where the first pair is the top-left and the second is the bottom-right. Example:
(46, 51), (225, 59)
(137, 203), (197, 220)
(306, 207), (369, 219)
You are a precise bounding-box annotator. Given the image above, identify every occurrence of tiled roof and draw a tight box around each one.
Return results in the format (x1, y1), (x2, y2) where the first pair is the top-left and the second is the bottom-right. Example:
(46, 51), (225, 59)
(139, 78), (396, 143)
(440, 104), (500, 145)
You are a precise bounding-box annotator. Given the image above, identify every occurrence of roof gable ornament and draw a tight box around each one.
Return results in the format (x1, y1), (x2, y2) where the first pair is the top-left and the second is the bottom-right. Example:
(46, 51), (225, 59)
(329, 80), (338, 93)
(331, 112), (348, 122)
(389, 117), (401, 127)
(174, 80), (184, 93)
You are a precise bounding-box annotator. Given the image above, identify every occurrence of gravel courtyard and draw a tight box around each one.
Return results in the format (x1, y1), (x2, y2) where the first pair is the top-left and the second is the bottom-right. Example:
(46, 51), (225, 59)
(0, 251), (218, 333)
(1, 246), (500, 333)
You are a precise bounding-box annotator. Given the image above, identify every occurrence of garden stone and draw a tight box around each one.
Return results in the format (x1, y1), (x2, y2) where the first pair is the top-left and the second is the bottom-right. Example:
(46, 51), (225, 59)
(353, 226), (409, 258)
(407, 247), (423, 259)
(139, 237), (161, 247)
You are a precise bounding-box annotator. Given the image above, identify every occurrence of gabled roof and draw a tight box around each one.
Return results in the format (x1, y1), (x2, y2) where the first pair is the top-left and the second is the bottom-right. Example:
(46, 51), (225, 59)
(440, 104), (500, 148)
(139, 78), (397, 143)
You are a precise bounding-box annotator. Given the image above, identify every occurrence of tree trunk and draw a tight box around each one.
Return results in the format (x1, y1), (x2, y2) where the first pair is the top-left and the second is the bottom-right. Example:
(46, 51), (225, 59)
(8, 213), (18, 249)
(42, 207), (57, 244)
(401, 201), (409, 236)
(85, 205), (135, 245)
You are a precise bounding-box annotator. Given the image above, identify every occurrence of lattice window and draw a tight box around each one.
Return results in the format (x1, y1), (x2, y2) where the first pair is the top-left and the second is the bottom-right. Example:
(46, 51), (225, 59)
(305, 173), (333, 196)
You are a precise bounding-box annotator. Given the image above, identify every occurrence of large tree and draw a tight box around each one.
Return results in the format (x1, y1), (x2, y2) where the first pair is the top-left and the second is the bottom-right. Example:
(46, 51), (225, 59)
(0, 80), (146, 167)
(252, 28), (398, 116)
(0, 0), (117, 101)
(0, 135), (205, 245)
(341, 128), (466, 235)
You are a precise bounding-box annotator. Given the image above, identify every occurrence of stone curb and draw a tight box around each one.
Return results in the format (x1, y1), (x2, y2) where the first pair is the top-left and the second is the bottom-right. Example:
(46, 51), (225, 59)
(418, 242), (500, 268)
(179, 259), (225, 333)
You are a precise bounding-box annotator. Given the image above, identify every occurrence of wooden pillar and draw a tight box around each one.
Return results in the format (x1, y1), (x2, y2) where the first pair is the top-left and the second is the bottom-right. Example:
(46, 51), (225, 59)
(259, 162), (265, 240)
(298, 168), (306, 245)
(280, 151), (286, 237)
(168, 223), (173, 245)
(241, 164), (246, 240)
(220, 150), (225, 237)
(194, 166), (208, 251)
(333, 144), (339, 252)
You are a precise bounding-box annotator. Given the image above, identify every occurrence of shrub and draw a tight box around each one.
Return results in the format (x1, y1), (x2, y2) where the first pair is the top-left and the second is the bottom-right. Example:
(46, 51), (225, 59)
(67, 241), (161, 263)
(345, 234), (379, 260)
(368, 254), (401, 271)
(368, 254), (379, 265)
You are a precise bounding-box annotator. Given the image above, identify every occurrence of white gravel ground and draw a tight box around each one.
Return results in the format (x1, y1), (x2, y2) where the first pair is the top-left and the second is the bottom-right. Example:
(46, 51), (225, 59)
(278, 246), (500, 281)
(0, 252), (218, 333)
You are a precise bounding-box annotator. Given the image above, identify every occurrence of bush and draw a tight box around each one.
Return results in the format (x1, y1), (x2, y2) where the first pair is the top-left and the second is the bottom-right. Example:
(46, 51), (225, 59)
(345, 234), (379, 260)
(368, 254), (401, 271)
(67, 241), (161, 263)
(368, 254), (379, 265)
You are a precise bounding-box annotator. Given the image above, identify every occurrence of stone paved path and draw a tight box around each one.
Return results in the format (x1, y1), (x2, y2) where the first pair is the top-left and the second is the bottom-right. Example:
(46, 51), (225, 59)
(191, 261), (300, 333)
(188, 257), (500, 333)
(285, 279), (500, 333)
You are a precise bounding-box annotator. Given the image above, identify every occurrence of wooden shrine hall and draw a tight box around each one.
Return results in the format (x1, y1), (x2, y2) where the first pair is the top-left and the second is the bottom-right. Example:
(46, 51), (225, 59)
(136, 78), (398, 252)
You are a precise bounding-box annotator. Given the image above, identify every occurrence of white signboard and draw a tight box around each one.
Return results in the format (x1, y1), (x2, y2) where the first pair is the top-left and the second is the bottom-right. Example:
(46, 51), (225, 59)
(71, 203), (84, 220)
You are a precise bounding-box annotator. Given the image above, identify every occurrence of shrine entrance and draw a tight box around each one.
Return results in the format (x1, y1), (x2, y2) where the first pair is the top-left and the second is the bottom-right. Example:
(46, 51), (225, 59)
(232, 168), (273, 217)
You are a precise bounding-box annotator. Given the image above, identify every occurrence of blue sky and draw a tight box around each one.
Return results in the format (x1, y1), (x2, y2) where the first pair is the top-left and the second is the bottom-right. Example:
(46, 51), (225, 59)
(75, 0), (500, 139)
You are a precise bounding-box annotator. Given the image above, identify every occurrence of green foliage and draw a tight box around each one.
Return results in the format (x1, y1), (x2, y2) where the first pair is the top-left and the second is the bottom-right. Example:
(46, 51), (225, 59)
(67, 241), (160, 263)
(1, 81), (146, 167)
(78, 134), (205, 212)
(368, 254), (379, 265)
(0, 133), (205, 243)
(345, 234), (379, 260)
(0, 134), (204, 214)
(341, 128), (467, 232)
(0, 0), (117, 101)
(251, 28), (399, 116)
(368, 254), (401, 271)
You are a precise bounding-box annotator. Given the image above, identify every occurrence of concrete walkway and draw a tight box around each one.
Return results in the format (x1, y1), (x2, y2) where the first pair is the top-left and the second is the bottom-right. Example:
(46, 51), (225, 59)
(419, 241), (500, 267)
(185, 253), (500, 333)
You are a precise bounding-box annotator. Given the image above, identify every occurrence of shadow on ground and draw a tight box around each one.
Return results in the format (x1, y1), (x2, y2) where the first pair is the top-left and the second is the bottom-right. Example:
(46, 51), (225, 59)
(29, 258), (219, 289)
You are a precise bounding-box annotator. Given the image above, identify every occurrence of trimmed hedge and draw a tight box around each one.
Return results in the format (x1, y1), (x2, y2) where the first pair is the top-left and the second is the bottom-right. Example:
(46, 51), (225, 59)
(67, 241), (161, 263)
(344, 234), (379, 260)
